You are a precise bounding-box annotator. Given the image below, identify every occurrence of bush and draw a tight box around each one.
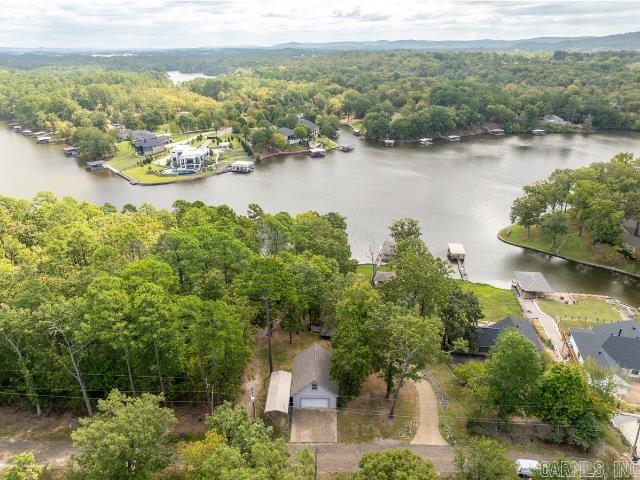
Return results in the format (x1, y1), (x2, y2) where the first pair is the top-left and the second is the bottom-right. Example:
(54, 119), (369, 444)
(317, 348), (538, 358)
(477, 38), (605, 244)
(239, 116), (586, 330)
(568, 413), (601, 451)
(453, 361), (486, 388)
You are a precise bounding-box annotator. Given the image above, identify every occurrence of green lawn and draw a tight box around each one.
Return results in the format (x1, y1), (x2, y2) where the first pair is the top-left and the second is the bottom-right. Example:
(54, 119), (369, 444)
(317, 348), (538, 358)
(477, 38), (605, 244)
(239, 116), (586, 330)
(318, 136), (338, 149)
(537, 297), (623, 331)
(459, 281), (522, 321)
(108, 141), (139, 171)
(355, 263), (392, 282)
(500, 214), (639, 276)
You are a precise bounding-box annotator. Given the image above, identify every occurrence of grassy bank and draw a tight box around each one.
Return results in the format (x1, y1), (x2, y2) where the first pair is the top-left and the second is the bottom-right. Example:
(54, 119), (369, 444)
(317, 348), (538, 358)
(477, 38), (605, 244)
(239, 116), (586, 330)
(499, 216), (639, 277)
(459, 281), (522, 321)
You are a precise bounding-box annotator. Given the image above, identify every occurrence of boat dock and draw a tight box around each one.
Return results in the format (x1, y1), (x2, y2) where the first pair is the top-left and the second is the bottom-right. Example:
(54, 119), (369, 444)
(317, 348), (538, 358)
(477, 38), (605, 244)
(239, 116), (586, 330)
(447, 243), (467, 280)
(104, 163), (139, 185)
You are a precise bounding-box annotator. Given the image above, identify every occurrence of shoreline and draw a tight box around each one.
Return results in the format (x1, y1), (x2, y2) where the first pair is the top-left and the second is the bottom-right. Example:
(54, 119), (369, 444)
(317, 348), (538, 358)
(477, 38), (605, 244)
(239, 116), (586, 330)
(497, 230), (640, 281)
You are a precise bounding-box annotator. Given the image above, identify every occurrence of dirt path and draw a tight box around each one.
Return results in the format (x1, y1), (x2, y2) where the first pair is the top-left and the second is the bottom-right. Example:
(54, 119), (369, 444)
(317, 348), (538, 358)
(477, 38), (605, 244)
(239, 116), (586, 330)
(410, 379), (448, 445)
(0, 440), (73, 469)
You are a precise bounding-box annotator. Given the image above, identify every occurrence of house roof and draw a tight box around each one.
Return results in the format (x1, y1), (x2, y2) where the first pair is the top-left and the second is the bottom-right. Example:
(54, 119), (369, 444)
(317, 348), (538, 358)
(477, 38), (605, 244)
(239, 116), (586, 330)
(264, 370), (292, 414)
(591, 320), (640, 338)
(373, 271), (395, 284)
(277, 127), (295, 137)
(291, 343), (338, 396)
(570, 320), (640, 372)
(134, 135), (170, 149)
(476, 317), (542, 351)
(513, 271), (554, 293)
(299, 118), (319, 131)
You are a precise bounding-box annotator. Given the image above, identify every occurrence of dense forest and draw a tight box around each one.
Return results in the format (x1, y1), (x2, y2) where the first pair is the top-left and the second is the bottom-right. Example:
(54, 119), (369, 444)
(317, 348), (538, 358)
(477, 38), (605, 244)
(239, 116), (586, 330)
(1, 50), (640, 160)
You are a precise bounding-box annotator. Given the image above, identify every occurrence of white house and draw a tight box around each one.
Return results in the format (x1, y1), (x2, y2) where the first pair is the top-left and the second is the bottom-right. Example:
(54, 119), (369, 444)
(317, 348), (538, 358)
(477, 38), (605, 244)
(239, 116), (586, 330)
(170, 145), (210, 172)
(291, 344), (338, 409)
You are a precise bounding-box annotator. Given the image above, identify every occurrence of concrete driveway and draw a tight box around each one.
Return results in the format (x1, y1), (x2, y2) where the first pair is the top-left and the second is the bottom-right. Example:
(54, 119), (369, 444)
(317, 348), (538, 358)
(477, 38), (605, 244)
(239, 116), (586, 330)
(290, 408), (337, 443)
(518, 297), (563, 354)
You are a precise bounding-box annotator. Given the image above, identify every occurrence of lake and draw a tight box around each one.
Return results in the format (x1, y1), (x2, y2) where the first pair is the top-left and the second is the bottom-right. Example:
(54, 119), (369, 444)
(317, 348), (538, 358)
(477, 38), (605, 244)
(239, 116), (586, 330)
(166, 71), (214, 84)
(1, 124), (639, 305)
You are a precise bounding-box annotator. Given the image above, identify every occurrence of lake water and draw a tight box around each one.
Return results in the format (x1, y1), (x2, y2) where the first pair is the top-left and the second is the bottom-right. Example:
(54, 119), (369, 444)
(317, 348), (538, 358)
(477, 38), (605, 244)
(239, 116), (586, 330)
(166, 71), (214, 84)
(1, 124), (639, 305)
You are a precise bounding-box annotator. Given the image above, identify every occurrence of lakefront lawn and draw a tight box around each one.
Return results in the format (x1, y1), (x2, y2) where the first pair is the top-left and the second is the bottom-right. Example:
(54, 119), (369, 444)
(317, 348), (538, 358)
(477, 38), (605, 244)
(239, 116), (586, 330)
(499, 214), (639, 277)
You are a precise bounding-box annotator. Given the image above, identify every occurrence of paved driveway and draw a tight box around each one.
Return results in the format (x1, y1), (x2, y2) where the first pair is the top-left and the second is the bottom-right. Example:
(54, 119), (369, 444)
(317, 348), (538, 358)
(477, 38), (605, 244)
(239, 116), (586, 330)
(518, 297), (563, 354)
(290, 408), (337, 443)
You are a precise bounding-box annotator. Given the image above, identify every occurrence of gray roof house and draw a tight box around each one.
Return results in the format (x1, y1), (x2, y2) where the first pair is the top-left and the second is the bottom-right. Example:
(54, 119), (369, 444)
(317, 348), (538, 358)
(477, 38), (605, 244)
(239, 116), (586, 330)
(512, 271), (554, 298)
(291, 344), (338, 409)
(299, 119), (320, 137)
(475, 316), (542, 354)
(568, 320), (640, 380)
(277, 127), (299, 145)
(134, 134), (171, 156)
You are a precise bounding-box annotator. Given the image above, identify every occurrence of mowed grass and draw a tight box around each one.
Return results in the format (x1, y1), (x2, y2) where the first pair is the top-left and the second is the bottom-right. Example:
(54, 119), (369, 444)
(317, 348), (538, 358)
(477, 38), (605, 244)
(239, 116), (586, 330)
(337, 375), (418, 444)
(500, 214), (639, 276)
(108, 141), (139, 170)
(355, 263), (392, 282)
(537, 297), (623, 330)
(459, 281), (522, 322)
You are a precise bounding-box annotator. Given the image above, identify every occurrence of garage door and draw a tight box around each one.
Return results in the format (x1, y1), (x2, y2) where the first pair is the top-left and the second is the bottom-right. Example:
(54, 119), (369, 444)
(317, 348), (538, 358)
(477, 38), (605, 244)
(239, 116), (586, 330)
(300, 398), (329, 409)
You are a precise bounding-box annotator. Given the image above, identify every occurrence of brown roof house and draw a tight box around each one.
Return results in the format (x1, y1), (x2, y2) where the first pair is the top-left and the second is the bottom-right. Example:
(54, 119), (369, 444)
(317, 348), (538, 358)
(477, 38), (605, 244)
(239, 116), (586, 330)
(291, 344), (338, 409)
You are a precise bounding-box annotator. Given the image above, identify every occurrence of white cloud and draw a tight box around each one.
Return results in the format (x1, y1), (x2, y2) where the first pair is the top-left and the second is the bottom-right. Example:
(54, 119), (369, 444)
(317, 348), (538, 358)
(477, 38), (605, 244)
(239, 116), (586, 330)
(0, 0), (638, 48)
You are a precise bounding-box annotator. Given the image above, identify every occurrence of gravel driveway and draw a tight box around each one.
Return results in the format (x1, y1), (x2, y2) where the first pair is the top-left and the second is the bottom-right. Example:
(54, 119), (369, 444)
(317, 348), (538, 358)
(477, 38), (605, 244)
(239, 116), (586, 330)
(290, 408), (337, 443)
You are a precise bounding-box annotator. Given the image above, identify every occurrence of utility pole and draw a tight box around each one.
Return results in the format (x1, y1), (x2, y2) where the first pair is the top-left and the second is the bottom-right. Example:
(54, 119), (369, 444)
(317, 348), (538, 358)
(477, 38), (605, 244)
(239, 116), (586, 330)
(632, 419), (640, 461)
(314, 448), (318, 480)
(250, 386), (256, 421)
(263, 291), (273, 375)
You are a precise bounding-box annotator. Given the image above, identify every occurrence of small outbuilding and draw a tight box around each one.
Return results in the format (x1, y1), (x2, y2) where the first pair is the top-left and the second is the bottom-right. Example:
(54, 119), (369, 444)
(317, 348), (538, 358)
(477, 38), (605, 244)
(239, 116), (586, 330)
(512, 271), (554, 299)
(373, 271), (395, 286)
(230, 160), (255, 173)
(264, 370), (292, 427)
(291, 344), (338, 409)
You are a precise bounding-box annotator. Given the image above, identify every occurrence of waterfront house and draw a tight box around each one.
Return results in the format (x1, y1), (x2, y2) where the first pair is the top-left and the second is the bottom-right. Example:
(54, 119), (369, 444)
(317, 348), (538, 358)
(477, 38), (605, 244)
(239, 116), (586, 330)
(512, 271), (554, 299)
(230, 160), (255, 173)
(277, 127), (300, 145)
(170, 145), (209, 172)
(564, 320), (640, 391)
(291, 344), (338, 409)
(475, 316), (542, 354)
(134, 133), (171, 156)
(299, 119), (320, 138)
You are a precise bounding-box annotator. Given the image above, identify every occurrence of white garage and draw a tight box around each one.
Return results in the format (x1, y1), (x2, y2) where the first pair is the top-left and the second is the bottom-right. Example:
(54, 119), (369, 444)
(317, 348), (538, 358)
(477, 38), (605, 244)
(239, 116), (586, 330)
(291, 343), (338, 410)
(300, 398), (330, 409)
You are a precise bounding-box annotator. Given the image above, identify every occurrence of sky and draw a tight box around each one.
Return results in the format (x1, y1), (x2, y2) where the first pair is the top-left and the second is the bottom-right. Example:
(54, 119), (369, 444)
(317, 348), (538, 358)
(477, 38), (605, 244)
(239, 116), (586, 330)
(0, 0), (639, 49)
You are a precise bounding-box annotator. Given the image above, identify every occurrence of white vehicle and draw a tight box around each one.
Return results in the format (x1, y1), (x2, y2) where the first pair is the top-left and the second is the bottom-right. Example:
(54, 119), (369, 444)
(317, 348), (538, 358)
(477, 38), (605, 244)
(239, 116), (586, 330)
(516, 459), (541, 478)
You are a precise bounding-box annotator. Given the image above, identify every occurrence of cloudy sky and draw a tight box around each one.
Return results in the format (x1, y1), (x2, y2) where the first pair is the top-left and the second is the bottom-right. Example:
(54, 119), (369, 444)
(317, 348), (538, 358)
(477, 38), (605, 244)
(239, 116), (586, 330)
(0, 0), (638, 49)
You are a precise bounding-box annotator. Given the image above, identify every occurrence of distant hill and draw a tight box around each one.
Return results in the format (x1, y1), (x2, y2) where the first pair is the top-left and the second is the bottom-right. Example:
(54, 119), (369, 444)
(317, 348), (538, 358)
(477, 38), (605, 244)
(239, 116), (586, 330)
(272, 31), (640, 52)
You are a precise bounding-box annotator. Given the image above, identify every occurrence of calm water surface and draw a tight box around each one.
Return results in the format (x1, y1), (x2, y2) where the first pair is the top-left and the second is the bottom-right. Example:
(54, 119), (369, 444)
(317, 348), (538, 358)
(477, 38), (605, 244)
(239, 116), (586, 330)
(166, 71), (214, 84)
(1, 124), (639, 305)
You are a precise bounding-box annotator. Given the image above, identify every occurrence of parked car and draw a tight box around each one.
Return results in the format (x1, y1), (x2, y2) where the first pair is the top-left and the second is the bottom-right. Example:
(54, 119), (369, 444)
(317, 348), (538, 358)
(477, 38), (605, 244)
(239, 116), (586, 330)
(517, 459), (541, 478)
